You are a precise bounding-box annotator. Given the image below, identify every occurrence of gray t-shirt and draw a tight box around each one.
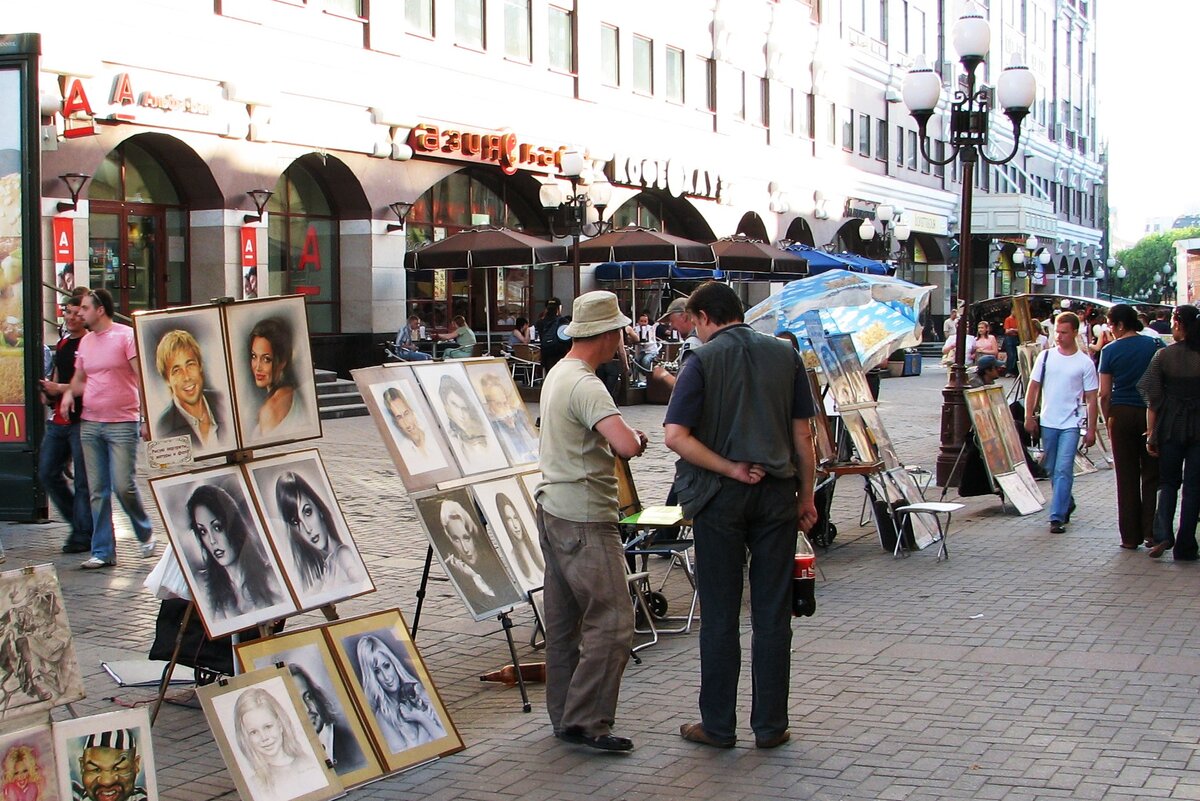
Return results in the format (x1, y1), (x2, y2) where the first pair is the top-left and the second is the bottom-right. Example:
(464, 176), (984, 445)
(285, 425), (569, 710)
(535, 358), (622, 523)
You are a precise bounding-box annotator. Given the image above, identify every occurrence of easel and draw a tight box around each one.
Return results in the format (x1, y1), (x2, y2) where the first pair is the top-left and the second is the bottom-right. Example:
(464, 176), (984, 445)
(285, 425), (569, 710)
(409, 544), (533, 713)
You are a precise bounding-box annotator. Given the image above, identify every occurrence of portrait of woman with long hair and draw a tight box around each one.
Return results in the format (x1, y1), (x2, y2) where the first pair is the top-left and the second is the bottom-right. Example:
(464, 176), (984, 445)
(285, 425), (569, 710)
(187, 484), (285, 620)
(490, 490), (543, 591)
(274, 470), (364, 593)
(354, 635), (445, 754)
(248, 317), (301, 438)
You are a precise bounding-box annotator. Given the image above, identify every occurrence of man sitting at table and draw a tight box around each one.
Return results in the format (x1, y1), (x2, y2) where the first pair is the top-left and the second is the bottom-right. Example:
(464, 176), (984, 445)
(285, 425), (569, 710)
(394, 315), (433, 361)
(437, 315), (478, 359)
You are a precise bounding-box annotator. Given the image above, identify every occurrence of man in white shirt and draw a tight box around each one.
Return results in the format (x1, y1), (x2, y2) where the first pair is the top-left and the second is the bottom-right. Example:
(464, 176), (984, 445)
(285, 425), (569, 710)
(1024, 312), (1099, 533)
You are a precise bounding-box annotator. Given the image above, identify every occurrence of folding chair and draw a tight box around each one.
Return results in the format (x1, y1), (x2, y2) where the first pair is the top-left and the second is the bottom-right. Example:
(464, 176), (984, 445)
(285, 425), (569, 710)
(614, 457), (699, 635)
(894, 502), (963, 562)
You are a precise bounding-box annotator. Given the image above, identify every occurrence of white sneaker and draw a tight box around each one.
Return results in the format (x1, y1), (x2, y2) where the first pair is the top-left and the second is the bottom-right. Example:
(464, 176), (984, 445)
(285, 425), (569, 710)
(80, 557), (115, 569)
(139, 537), (159, 559)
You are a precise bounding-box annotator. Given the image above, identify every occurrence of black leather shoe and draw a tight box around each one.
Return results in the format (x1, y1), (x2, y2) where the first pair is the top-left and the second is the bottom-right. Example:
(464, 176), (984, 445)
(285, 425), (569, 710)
(62, 542), (90, 554)
(1064, 498), (1077, 523)
(558, 728), (634, 752)
(1050, 521), (1066, 534)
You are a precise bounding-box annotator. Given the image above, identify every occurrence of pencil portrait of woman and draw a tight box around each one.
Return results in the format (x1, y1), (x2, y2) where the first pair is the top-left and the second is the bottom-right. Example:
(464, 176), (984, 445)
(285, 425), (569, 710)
(232, 687), (326, 800)
(187, 484), (285, 622)
(275, 470), (365, 593)
(354, 635), (446, 754)
(248, 317), (302, 438)
(473, 482), (543, 593)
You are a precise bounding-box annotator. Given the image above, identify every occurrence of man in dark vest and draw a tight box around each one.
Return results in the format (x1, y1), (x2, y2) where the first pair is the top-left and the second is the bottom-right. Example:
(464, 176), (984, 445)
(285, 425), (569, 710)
(664, 281), (817, 750)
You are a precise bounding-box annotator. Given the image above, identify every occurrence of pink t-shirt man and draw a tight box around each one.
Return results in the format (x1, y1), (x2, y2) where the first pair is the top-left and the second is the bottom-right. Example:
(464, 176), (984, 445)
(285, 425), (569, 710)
(74, 323), (140, 422)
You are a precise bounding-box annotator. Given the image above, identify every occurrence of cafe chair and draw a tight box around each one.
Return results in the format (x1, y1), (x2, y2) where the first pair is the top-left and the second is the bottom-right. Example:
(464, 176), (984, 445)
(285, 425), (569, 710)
(508, 343), (543, 387)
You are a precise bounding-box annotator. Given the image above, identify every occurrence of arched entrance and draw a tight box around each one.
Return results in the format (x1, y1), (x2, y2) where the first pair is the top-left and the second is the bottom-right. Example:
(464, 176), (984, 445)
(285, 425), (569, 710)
(609, 190), (715, 242)
(404, 167), (545, 334)
(87, 134), (217, 316)
(783, 217), (815, 247)
(735, 211), (769, 241)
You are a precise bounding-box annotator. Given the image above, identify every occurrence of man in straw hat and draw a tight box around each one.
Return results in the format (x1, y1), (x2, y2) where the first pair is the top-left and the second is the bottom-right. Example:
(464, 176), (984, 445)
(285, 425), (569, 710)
(535, 290), (649, 753)
(665, 281), (818, 751)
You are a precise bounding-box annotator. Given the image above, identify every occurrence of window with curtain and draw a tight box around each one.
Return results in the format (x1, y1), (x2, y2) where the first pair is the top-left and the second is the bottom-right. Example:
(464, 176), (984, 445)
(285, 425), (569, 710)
(267, 163), (339, 334)
(548, 6), (574, 71)
(456, 0), (485, 49)
(504, 0), (531, 60)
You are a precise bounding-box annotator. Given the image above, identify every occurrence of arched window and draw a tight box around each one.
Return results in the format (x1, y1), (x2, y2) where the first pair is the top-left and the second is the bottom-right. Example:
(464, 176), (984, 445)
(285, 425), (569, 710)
(405, 168), (541, 332)
(267, 163), (339, 334)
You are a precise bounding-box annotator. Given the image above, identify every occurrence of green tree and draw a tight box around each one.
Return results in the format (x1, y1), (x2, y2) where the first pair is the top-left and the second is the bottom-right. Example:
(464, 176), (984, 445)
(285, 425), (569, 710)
(1115, 226), (1200, 302)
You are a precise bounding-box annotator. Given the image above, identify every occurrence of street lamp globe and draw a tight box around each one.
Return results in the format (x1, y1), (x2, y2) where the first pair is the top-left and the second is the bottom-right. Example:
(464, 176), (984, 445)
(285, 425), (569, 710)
(859, 217), (876, 240)
(952, 1), (991, 60)
(1012, 248), (1025, 264)
(1106, 257), (1116, 270)
(1116, 266), (1128, 280)
(902, 56), (942, 115)
(1038, 249), (1052, 266)
(997, 59), (1036, 116)
(1095, 266), (1106, 280)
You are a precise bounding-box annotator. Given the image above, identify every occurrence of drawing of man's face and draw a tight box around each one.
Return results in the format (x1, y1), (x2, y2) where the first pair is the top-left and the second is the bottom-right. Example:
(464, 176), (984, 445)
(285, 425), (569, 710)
(165, 346), (205, 408)
(79, 743), (140, 801)
(385, 391), (424, 445)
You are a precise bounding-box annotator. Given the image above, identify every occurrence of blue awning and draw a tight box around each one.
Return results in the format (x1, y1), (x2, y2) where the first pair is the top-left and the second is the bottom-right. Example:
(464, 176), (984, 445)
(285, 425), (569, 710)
(594, 261), (717, 281)
(782, 244), (890, 276)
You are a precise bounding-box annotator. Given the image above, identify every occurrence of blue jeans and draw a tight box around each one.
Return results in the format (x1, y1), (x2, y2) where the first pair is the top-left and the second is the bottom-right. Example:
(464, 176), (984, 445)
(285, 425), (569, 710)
(80, 421), (153, 562)
(691, 475), (797, 742)
(397, 349), (432, 361)
(1153, 438), (1200, 558)
(37, 420), (92, 545)
(1040, 426), (1079, 524)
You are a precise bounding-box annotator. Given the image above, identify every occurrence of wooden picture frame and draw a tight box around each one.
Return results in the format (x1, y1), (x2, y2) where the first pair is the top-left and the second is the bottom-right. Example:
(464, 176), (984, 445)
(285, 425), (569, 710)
(324, 611), (463, 772)
(53, 707), (157, 801)
(242, 449), (375, 612)
(806, 369), (837, 466)
(133, 305), (239, 460)
(223, 295), (322, 450)
(0, 563), (85, 720)
(198, 666), (343, 801)
(517, 470), (542, 507)
(472, 477), (544, 594)
(412, 362), (509, 476)
(149, 464), (298, 638)
(1, 721), (58, 801)
(463, 359), (539, 466)
(236, 627), (384, 788)
(412, 488), (526, 620)
(351, 364), (460, 492)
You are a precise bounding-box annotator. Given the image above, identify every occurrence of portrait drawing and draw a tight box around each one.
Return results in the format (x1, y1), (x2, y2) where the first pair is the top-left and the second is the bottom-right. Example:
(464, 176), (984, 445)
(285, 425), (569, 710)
(464, 361), (538, 465)
(413, 363), (508, 475)
(52, 707), (157, 801)
(472, 478), (544, 594)
(0, 722), (58, 801)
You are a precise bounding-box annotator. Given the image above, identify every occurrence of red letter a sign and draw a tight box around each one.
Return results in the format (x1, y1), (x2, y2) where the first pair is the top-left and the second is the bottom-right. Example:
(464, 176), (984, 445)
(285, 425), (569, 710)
(297, 226), (322, 271)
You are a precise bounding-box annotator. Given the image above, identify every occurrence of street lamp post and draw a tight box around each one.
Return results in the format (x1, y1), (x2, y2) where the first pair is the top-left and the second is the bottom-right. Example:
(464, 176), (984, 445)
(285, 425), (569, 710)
(872, 204), (912, 278)
(1011, 235), (1051, 294)
(540, 149), (613, 300)
(902, 1), (1036, 487)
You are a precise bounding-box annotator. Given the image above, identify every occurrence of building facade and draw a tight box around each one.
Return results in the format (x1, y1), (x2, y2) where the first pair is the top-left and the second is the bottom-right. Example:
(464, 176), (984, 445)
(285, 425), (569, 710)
(18, 0), (1106, 372)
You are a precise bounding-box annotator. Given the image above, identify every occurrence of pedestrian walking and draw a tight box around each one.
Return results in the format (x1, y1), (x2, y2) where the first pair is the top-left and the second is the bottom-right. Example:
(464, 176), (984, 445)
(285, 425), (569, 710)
(534, 290), (649, 753)
(59, 288), (158, 568)
(1024, 311), (1099, 534)
(664, 282), (818, 750)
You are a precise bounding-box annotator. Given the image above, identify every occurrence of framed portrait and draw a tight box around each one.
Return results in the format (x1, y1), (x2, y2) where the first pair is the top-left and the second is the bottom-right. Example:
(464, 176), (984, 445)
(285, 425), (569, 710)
(223, 295), (322, 450)
(806, 370), (837, 466)
(149, 465), (298, 638)
(236, 628), (383, 788)
(1, 721), (59, 801)
(198, 666), (343, 801)
(412, 362), (508, 476)
(463, 360), (539, 466)
(412, 488), (525, 621)
(351, 365), (460, 492)
(966, 387), (1014, 479)
(472, 478), (544, 594)
(243, 449), (374, 611)
(854, 406), (900, 470)
(133, 305), (238, 460)
(324, 610), (463, 772)
(0, 564), (85, 720)
(53, 707), (157, 801)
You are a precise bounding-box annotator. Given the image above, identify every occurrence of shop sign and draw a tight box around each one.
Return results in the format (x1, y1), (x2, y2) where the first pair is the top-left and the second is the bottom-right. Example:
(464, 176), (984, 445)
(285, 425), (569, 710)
(240, 227), (257, 299)
(407, 123), (569, 176)
(60, 68), (234, 137)
(909, 211), (949, 236)
(605, 154), (723, 200)
(53, 217), (75, 311)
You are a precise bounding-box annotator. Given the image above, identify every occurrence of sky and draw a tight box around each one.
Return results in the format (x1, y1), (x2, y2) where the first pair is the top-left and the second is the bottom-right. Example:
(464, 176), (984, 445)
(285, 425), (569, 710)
(1098, 2), (1200, 244)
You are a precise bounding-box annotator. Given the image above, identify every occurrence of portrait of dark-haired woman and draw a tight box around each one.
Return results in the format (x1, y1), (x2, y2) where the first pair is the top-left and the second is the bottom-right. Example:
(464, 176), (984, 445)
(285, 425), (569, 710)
(275, 471), (364, 594)
(248, 317), (301, 438)
(187, 484), (284, 620)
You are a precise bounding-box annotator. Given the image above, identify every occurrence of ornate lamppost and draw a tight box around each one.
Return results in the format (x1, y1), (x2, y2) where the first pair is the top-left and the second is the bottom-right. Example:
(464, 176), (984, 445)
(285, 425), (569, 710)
(873, 204), (912, 278)
(540, 149), (614, 300)
(902, 0), (1037, 486)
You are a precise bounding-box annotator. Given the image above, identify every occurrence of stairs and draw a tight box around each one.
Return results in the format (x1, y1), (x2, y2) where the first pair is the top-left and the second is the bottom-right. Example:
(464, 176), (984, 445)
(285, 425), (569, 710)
(315, 369), (370, 420)
(916, 341), (944, 359)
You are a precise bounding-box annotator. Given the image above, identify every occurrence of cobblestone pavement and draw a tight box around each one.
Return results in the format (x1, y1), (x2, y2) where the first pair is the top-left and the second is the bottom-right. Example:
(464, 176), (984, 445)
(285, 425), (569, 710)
(5, 362), (1200, 801)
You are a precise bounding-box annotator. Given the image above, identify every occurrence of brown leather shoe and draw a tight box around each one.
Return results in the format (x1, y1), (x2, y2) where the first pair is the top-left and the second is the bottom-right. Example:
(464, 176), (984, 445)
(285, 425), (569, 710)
(679, 722), (735, 748)
(755, 730), (791, 749)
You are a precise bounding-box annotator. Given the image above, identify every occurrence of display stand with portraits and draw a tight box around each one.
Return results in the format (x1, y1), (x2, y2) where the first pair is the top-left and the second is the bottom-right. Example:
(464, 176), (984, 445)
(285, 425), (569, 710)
(353, 358), (550, 713)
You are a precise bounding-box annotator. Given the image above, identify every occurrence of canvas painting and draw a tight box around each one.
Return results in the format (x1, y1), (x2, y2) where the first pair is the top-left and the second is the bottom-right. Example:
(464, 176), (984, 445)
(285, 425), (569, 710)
(806, 319), (855, 411)
(223, 295), (322, 450)
(0, 721), (58, 801)
(965, 387), (1011, 482)
(829, 334), (874, 406)
(412, 362), (508, 475)
(243, 450), (374, 611)
(324, 611), (463, 772)
(806, 370), (838, 466)
(199, 667), (343, 801)
(472, 478), (544, 594)
(236, 628), (384, 788)
(840, 410), (882, 466)
(464, 360), (539, 466)
(133, 305), (238, 460)
(351, 365), (460, 492)
(53, 707), (157, 801)
(149, 465), (298, 638)
(0, 564), (85, 720)
(412, 488), (526, 621)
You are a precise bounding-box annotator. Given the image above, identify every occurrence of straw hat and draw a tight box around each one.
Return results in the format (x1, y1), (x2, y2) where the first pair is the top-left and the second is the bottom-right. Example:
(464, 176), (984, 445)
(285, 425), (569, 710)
(564, 291), (631, 338)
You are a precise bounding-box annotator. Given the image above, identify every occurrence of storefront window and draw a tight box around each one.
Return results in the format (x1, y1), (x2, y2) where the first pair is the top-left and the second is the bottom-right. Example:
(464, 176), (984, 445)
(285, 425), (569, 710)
(267, 163), (339, 334)
(405, 168), (540, 333)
